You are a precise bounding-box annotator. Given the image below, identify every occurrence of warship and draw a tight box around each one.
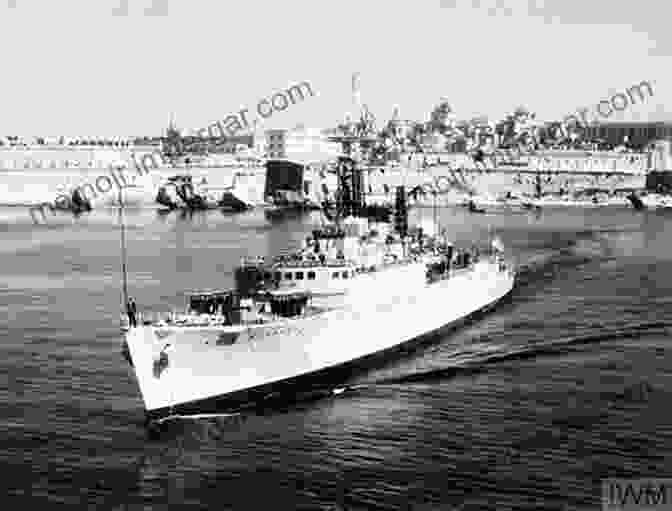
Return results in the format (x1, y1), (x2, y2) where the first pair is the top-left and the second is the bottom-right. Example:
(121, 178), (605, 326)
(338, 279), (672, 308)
(121, 152), (517, 427)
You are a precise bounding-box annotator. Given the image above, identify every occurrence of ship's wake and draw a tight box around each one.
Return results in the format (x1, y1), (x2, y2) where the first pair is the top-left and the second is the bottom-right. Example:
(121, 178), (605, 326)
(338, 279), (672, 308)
(336, 228), (667, 390)
(354, 319), (672, 389)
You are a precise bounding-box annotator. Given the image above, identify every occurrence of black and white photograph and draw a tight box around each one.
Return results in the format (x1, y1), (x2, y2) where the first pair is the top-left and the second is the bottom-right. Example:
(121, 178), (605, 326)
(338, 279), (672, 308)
(2, 1), (671, 509)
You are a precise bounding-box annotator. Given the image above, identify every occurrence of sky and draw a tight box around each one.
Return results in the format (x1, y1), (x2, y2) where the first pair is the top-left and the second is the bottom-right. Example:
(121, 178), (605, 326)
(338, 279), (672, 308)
(0, 0), (670, 136)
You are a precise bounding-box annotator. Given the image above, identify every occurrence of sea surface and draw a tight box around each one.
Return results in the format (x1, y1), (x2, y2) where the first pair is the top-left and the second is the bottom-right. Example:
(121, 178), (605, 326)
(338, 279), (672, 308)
(2, 204), (672, 510)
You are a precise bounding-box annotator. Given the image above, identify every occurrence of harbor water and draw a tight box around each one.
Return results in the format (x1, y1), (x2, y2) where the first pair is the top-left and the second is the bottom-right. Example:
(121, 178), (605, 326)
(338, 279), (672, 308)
(2, 204), (671, 510)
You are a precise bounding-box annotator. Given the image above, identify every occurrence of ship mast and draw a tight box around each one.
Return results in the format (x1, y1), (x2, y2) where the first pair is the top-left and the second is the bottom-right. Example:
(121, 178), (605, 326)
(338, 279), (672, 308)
(323, 71), (383, 228)
(118, 184), (129, 309)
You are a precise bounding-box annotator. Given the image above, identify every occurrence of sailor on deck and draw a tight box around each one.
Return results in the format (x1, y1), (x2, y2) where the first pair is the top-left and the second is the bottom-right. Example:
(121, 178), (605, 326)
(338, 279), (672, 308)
(126, 298), (138, 328)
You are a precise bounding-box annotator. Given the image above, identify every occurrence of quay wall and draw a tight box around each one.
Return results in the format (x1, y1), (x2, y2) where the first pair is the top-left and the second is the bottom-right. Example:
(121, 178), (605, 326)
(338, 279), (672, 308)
(0, 145), (160, 170)
(0, 145), (163, 205)
(422, 151), (649, 174)
(364, 168), (645, 200)
(2, 145), (659, 208)
(365, 150), (650, 200)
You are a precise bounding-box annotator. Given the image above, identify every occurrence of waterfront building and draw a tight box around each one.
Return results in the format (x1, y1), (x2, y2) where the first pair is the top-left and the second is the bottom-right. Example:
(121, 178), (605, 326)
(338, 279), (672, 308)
(264, 127), (341, 161)
(645, 140), (672, 191)
(419, 133), (448, 153)
(422, 149), (651, 201)
(582, 121), (672, 149)
(0, 137), (164, 206)
(385, 118), (415, 153)
(428, 100), (457, 134)
(0, 135), (135, 148)
(0, 138), (158, 171)
(265, 129), (286, 159)
(164, 117), (255, 155)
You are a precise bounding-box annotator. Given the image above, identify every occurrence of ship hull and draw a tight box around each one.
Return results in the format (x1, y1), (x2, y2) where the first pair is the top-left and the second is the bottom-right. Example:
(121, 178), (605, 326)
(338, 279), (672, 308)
(124, 260), (515, 422)
(142, 285), (511, 423)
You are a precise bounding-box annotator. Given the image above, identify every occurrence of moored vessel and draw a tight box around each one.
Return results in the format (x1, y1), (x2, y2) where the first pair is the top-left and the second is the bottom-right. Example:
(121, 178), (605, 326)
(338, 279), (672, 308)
(626, 191), (672, 210)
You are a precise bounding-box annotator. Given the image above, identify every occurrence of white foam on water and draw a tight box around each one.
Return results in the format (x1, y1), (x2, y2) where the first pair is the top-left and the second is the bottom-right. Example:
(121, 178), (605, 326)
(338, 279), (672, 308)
(155, 412), (241, 424)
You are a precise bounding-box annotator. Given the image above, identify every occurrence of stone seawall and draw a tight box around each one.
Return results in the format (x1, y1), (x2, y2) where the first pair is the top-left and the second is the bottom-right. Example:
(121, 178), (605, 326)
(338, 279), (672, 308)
(0, 145), (160, 170)
(363, 158), (648, 204)
(416, 151), (649, 174)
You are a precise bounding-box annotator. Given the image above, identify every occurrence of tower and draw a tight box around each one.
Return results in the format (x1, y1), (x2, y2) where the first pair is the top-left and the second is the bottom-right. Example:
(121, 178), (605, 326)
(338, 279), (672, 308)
(167, 113), (179, 138)
(352, 72), (362, 120)
(165, 113), (184, 156)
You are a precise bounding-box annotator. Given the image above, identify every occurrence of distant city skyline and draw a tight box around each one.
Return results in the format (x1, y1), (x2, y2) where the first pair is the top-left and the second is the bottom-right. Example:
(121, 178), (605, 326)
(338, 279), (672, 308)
(0, 0), (670, 136)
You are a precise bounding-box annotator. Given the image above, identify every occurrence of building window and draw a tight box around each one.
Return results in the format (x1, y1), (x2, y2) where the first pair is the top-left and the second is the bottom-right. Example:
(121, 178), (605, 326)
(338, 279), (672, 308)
(307, 271), (316, 280)
(295, 271), (304, 280)
(332, 272), (340, 279)
(342, 271), (349, 279)
(284, 272), (293, 280)
(274, 272), (281, 281)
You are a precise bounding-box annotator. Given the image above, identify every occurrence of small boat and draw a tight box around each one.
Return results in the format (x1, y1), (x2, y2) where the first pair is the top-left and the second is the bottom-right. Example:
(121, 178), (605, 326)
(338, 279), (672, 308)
(521, 200), (541, 210)
(627, 192), (645, 210)
(466, 200), (486, 213)
(627, 192), (672, 210)
(56, 187), (92, 214)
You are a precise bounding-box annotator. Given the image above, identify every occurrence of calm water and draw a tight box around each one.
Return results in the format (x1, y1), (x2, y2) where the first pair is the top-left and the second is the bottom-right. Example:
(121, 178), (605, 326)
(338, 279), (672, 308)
(2, 204), (672, 510)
